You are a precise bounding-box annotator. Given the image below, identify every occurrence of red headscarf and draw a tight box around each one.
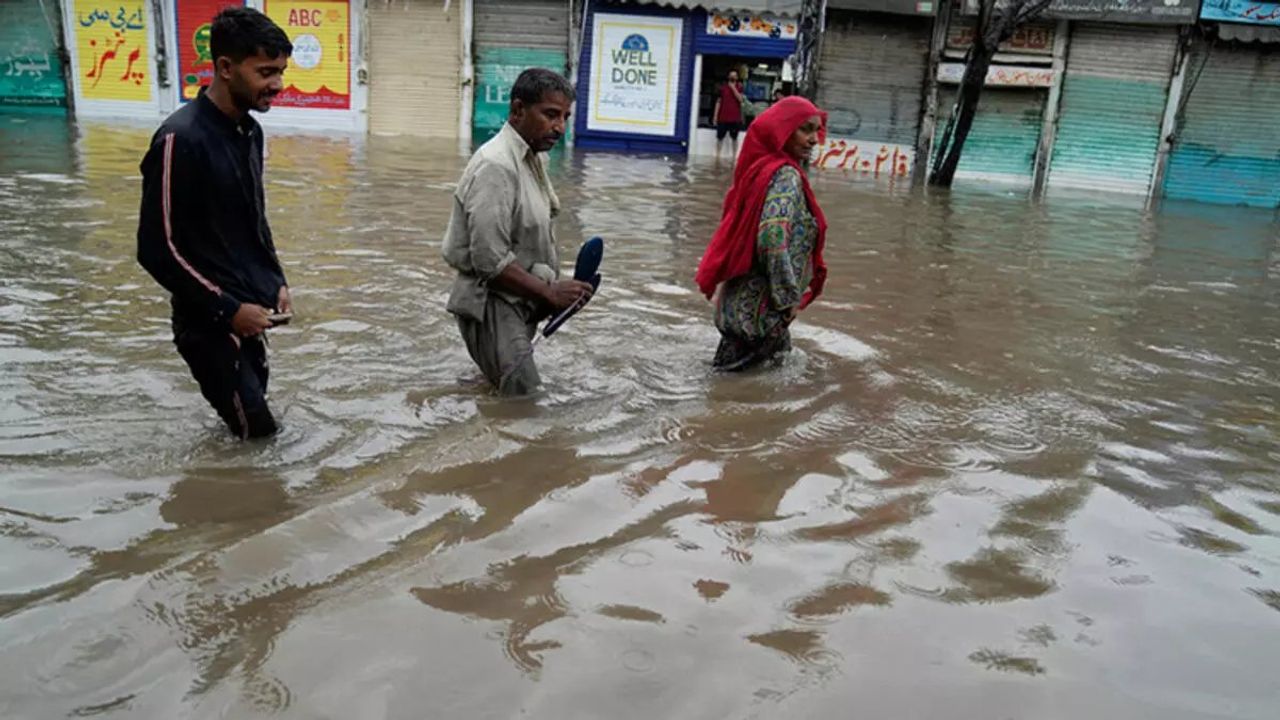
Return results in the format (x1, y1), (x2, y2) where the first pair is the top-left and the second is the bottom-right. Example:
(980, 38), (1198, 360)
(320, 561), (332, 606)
(695, 96), (829, 308)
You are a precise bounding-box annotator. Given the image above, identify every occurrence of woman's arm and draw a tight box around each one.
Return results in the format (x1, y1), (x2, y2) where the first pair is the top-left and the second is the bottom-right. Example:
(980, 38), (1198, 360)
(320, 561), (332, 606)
(757, 167), (805, 312)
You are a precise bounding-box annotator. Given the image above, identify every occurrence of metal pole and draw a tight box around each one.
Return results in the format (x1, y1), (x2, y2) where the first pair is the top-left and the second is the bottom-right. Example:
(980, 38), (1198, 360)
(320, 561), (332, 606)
(566, 0), (579, 148)
(805, 0), (828, 100)
(567, 0), (577, 78)
(1150, 27), (1192, 209)
(150, 0), (171, 88)
(37, 0), (75, 116)
(459, 0), (474, 152)
(1032, 19), (1068, 197)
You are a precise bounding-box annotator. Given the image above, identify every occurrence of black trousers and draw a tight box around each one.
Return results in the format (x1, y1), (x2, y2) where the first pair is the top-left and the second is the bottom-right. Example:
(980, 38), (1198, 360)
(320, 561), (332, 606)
(174, 325), (278, 439)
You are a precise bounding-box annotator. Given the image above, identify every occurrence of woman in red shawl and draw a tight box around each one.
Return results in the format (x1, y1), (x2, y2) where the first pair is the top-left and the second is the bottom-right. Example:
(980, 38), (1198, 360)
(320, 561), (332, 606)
(695, 96), (828, 371)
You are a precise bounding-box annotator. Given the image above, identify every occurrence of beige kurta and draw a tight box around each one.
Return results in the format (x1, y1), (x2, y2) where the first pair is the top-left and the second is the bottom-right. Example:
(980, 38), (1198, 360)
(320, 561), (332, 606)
(442, 122), (561, 323)
(441, 122), (563, 394)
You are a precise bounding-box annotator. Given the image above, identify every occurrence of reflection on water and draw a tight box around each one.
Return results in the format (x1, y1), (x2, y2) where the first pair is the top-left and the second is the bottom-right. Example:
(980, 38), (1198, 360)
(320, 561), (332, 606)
(1, 113), (1279, 719)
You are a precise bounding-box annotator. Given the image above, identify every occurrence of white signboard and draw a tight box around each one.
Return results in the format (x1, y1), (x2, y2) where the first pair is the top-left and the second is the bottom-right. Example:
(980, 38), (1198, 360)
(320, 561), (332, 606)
(937, 62), (1055, 88)
(588, 13), (684, 137)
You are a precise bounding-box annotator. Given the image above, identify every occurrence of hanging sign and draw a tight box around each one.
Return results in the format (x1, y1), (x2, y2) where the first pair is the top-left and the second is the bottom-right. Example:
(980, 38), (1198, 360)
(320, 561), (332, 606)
(937, 62), (1055, 87)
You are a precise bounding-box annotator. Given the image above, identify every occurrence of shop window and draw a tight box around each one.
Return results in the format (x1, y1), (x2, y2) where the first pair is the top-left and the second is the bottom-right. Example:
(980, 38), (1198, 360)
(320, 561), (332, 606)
(698, 55), (792, 128)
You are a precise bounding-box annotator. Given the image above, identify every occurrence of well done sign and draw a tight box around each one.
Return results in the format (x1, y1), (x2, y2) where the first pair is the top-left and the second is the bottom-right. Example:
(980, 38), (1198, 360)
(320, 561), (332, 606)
(588, 13), (683, 137)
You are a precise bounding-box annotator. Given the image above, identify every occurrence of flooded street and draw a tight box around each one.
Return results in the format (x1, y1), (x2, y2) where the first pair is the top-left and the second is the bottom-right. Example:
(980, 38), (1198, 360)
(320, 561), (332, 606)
(2, 112), (1279, 719)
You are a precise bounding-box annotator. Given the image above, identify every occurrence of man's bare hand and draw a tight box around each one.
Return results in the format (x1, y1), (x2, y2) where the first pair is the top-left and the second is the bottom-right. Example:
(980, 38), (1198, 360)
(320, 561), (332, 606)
(277, 285), (292, 315)
(232, 303), (273, 337)
(544, 279), (594, 311)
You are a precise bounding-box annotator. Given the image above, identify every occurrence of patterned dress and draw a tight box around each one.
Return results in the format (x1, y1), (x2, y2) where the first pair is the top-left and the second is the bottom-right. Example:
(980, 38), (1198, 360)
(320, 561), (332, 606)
(713, 165), (818, 371)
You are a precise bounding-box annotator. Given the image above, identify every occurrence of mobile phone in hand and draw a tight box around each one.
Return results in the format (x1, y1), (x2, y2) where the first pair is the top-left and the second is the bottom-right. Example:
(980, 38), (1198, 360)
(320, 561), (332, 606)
(267, 311), (293, 326)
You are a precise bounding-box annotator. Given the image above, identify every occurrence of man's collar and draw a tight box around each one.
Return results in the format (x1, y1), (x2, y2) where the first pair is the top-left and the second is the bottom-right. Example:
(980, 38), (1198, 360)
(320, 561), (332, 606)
(500, 122), (535, 159)
(196, 88), (259, 137)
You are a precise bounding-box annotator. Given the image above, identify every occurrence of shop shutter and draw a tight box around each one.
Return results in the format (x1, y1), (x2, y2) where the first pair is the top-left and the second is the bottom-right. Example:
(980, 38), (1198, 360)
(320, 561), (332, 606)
(936, 86), (1045, 185)
(1164, 41), (1280, 208)
(0, 0), (67, 108)
(1049, 23), (1178, 195)
(817, 9), (931, 146)
(368, 0), (462, 137)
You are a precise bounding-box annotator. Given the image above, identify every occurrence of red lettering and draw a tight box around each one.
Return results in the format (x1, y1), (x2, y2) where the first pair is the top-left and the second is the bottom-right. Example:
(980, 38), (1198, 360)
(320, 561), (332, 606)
(287, 8), (322, 26)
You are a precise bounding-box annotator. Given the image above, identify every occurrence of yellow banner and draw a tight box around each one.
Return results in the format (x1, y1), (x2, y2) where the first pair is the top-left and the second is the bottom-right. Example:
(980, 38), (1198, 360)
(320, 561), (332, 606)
(73, 0), (152, 102)
(263, 0), (350, 109)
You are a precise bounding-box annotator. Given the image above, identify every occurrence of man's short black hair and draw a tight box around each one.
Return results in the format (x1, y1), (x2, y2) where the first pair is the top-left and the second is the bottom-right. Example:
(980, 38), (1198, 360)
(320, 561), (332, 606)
(210, 7), (292, 64)
(510, 68), (576, 109)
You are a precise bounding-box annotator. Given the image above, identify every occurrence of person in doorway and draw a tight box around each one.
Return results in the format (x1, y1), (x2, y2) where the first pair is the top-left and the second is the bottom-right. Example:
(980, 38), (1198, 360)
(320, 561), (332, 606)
(695, 96), (829, 371)
(713, 70), (747, 161)
(136, 7), (293, 439)
(442, 68), (594, 396)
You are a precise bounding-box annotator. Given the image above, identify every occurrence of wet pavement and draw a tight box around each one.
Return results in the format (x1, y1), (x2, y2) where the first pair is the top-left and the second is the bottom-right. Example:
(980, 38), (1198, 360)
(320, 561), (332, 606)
(1, 112), (1279, 719)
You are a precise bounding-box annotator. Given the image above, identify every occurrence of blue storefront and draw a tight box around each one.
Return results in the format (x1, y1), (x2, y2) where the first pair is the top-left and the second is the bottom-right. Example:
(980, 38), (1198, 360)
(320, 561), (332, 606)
(1164, 0), (1280, 208)
(573, 1), (799, 155)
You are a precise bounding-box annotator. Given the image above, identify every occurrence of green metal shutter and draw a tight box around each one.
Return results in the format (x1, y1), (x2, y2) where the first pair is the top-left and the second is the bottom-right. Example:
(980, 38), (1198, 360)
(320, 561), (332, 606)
(937, 86), (1045, 185)
(472, 0), (569, 144)
(0, 0), (66, 108)
(1048, 23), (1178, 195)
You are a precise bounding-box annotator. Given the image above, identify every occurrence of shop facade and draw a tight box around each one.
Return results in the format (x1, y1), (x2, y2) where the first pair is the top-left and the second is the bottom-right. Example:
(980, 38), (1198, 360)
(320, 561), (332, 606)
(472, 0), (571, 144)
(1164, 1), (1280, 208)
(0, 0), (69, 111)
(572, 1), (800, 155)
(61, 0), (169, 120)
(687, 8), (799, 157)
(813, 0), (937, 184)
(1044, 1), (1194, 196)
(934, 11), (1058, 186)
(573, 1), (695, 154)
(61, 0), (368, 130)
(250, 0), (367, 132)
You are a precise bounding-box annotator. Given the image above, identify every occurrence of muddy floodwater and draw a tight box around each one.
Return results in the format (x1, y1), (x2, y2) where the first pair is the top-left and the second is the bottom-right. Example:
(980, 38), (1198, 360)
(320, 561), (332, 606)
(2, 114), (1279, 719)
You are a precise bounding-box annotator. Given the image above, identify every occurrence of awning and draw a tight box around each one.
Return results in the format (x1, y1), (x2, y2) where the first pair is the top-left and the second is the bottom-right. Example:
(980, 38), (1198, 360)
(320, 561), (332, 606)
(1214, 22), (1280, 42)
(622, 1), (806, 15)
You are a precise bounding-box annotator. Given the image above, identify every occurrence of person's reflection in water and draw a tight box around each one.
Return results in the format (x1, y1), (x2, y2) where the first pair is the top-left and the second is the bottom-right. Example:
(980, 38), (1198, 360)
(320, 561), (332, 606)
(156, 467), (295, 694)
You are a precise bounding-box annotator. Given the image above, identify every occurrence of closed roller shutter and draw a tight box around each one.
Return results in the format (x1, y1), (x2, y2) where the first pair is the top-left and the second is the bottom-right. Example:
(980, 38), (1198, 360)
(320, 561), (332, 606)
(817, 9), (931, 146)
(0, 0), (66, 109)
(368, 0), (461, 137)
(937, 86), (1045, 185)
(1164, 40), (1280, 209)
(1048, 23), (1178, 195)
(472, 0), (569, 143)
(474, 0), (568, 52)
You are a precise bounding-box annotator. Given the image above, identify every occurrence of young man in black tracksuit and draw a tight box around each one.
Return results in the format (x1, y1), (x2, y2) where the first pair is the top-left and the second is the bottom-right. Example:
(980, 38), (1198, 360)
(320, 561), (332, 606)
(136, 7), (293, 439)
